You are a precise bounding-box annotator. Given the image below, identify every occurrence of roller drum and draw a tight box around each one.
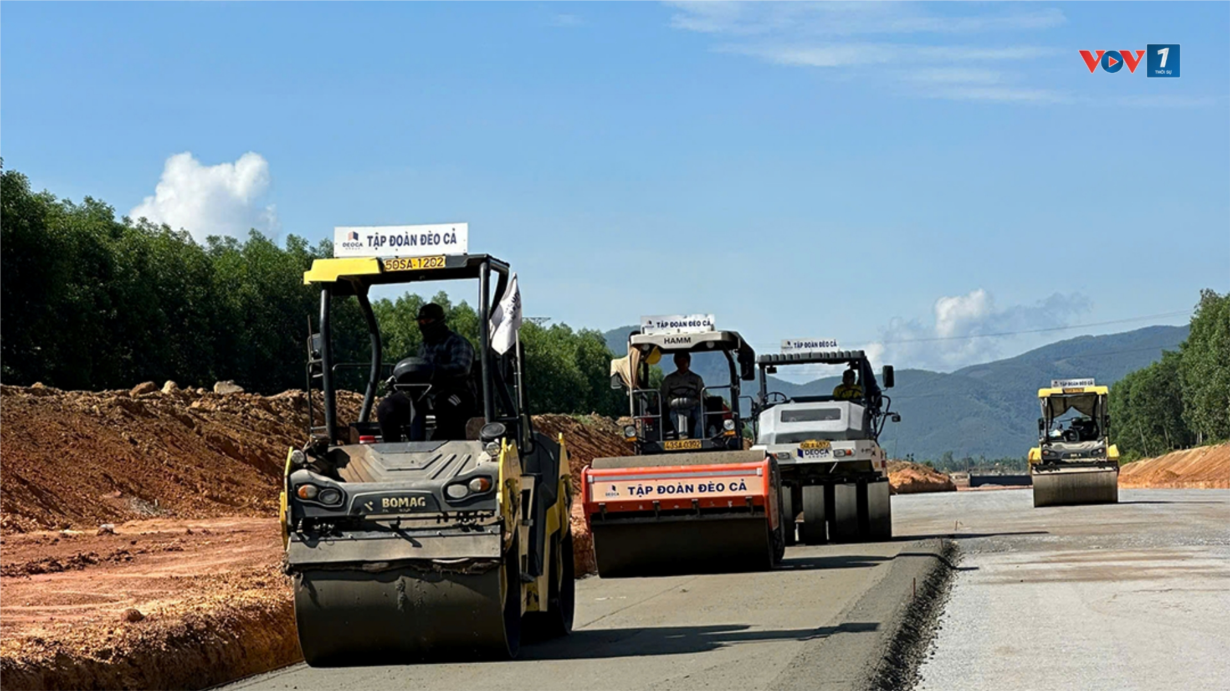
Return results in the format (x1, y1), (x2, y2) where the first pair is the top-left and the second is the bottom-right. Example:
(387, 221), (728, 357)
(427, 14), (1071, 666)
(592, 517), (773, 578)
(1032, 467), (1119, 507)
(294, 561), (513, 666)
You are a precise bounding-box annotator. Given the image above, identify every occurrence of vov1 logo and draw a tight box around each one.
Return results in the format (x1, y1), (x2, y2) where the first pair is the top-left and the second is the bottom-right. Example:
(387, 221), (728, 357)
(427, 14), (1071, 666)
(1080, 45), (1179, 78)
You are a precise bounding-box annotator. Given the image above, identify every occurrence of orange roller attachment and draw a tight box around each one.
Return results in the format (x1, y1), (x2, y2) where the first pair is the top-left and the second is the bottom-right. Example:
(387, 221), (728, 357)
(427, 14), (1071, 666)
(581, 453), (783, 578)
(582, 459), (773, 520)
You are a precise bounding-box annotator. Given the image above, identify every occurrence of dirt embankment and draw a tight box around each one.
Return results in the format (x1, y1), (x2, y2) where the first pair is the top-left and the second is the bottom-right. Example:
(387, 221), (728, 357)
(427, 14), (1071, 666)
(0, 385), (630, 690)
(888, 461), (957, 494)
(1, 383), (360, 535)
(0, 518), (292, 691)
(534, 413), (632, 576)
(1119, 442), (1230, 489)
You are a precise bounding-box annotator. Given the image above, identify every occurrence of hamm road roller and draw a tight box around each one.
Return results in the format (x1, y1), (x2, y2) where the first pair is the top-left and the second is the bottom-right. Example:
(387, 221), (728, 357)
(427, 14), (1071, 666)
(1029, 379), (1120, 507)
(282, 224), (573, 665)
(582, 316), (784, 578)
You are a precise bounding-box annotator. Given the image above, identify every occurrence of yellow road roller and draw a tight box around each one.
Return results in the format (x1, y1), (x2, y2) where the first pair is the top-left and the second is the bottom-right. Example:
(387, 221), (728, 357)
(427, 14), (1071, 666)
(1028, 379), (1120, 507)
(281, 225), (573, 665)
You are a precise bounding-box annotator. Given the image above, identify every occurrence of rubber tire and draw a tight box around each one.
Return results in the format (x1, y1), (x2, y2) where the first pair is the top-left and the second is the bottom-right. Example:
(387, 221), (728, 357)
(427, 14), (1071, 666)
(830, 483), (860, 543)
(781, 487), (797, 547)
(799, 484), (827, 545)
(865, 479), (892, 541)
(526, 531), (575, 640)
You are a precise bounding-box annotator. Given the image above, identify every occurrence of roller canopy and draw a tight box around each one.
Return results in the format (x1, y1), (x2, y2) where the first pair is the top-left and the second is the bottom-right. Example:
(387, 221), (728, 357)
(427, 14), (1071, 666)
(1044, 393), (1100, 419)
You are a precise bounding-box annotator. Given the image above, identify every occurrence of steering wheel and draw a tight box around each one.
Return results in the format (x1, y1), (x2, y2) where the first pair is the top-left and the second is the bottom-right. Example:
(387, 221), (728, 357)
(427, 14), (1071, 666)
(766, 392), (788, 404)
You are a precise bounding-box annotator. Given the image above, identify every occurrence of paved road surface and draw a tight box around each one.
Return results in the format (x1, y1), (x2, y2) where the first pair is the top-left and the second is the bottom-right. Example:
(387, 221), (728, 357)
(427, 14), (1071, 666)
(908, 489), (1230, 691)
(228, 536), (943, 691)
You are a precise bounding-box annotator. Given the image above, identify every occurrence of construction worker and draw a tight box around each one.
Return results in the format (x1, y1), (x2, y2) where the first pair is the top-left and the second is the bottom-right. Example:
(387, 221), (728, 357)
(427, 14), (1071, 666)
(661, 352), (706, 438)
(832, 368), (863, 400)
(377, 303), (476, 442)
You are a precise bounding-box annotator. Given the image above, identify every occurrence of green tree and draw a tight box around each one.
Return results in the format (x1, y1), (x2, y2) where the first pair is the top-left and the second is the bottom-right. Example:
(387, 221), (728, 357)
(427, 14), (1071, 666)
(1179, 289), (1230, 443)
(1112, 351), (1192, 459)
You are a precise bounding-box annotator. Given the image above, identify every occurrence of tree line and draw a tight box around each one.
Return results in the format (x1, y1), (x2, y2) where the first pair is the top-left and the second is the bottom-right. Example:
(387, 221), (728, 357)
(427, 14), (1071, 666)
(0, 164), (624, 417)
(1110, 289), (1230, 460)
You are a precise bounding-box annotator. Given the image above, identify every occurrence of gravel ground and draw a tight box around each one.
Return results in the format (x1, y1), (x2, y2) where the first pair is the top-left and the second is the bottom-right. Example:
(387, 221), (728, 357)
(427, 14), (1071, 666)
(894, 489), (1230, 691)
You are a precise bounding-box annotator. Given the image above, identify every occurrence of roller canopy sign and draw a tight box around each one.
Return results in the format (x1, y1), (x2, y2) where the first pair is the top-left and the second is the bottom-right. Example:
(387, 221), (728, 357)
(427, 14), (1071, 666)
(781, 339), (838, 354)
(333, 223), (469, 258)
(1051, 378), (1096, 388)
(640, 314), (716, 335)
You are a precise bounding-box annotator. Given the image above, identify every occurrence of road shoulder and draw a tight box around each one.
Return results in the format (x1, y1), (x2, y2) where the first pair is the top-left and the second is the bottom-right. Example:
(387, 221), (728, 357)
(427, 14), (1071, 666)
(769, 538), (959, 691)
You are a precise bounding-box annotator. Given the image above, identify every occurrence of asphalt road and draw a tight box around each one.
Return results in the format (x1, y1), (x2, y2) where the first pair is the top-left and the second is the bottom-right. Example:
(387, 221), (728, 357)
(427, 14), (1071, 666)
(907, 489), (1230, 691)
(227, 533), (946, 691)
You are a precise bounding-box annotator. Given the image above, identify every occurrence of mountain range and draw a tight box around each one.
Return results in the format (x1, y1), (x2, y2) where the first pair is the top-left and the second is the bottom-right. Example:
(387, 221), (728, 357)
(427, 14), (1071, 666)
(603, 325), (1190, 460)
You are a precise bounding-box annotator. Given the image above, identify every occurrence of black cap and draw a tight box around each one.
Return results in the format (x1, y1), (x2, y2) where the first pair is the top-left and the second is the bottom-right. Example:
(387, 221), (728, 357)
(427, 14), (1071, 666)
(417, 303), (446, 321)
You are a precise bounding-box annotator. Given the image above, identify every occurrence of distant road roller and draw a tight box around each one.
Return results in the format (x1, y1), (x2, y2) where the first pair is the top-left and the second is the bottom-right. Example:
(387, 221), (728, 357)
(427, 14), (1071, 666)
(751, 347), (899, 545)
(581, 316), (784, 577)
(282, 227), (573, 665)
(1029, 379), (1119, 507)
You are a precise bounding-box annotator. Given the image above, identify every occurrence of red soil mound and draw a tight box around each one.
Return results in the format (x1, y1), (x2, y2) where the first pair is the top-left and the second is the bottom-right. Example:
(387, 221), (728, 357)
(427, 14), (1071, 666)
(887, 461), (957, 494)
(533, 414), (633, 576)
(0, 386), (634, 689)
(0, 383), (359, 534)
(1119, 442), (1230, 489)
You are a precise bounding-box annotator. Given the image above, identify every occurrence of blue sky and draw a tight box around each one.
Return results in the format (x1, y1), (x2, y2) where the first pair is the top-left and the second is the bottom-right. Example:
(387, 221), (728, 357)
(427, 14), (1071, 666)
(4, 2), (1227, 372)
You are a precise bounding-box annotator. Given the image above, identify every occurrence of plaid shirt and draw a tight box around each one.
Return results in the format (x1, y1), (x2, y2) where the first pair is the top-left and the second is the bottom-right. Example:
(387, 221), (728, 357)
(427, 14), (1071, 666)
(418, 330), (475, 385)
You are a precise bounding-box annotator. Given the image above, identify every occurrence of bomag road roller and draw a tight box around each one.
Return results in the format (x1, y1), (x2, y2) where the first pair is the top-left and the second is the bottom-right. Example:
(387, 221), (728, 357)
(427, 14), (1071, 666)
(1029, 379), (1119, 507)
(581, 315), (784, 578)
(281, 225), (573, 665)
(751, 347), (900, 545)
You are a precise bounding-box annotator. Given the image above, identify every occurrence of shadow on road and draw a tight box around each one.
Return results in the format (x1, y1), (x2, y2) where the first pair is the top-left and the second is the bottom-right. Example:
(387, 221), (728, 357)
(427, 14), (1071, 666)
(1118, 500), (1226, 505)
(523, 622), (880, 660)
(777, 554), (892, 571)
(894, 530), (1048, 542)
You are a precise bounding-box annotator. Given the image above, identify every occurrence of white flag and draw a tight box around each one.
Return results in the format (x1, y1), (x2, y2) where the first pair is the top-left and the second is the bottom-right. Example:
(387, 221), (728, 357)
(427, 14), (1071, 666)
(490, 273), (522, 355)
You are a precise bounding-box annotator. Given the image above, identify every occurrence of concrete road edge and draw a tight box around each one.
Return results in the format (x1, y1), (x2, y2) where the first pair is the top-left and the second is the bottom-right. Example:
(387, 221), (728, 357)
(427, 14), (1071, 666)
(768, 538), (960, 691)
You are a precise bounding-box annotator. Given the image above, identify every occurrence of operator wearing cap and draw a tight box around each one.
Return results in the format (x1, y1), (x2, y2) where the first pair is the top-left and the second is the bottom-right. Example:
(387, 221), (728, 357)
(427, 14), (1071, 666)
(832, 369), (863, 400)
(377, 303), (477, 442)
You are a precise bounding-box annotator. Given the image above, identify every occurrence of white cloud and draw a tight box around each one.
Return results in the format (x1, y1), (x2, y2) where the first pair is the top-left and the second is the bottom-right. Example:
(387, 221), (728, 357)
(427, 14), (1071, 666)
(551, 13), (584, 28)
(130, 152), (279, 242)
(865, 289), (1092, 371)
(669, 2), (1074, 105)
(724, 43), (1057, 69)
(926, 85), (1070, 104)
(903, 68), (1003, 86)
(668, 3), (1064, 37)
